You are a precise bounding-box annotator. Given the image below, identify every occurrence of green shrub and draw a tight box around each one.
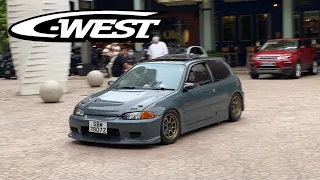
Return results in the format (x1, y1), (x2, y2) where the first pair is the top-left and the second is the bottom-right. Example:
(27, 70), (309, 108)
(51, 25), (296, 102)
(207, 50), (224, 57)
(0, 0), (8, 53)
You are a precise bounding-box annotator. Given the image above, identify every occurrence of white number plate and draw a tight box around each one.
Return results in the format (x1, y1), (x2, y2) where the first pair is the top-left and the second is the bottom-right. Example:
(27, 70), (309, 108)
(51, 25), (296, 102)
(261, 62), (274, 66)
(89, 121), (108, 134)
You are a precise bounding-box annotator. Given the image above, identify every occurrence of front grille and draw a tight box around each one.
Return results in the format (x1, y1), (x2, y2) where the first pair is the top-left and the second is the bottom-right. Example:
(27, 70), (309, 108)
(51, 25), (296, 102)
(258, 65), (278, 68)
(258, 56), (279, 60)
(81, 126), (120, 140)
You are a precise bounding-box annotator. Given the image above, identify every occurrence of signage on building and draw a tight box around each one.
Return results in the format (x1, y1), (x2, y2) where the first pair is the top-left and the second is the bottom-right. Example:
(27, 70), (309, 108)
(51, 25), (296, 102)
(162, 30), (180, 40)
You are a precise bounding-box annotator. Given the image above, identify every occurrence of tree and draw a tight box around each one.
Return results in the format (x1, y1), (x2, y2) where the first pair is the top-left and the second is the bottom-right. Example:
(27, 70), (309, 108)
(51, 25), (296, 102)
(0, 0), (8, 52)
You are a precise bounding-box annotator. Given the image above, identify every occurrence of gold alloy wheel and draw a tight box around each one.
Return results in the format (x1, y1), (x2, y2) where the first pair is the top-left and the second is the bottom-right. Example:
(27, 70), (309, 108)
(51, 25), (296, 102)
(231, 95), (242, 118)
(162, 113), (179, 139)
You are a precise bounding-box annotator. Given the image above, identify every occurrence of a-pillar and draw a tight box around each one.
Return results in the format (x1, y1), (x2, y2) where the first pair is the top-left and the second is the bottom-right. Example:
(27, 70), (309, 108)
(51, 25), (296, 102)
(133, 0), (145, 51)
(200, 0), (215, 51)
(7, 0), (71, 95)
(282, 0), (293, 38)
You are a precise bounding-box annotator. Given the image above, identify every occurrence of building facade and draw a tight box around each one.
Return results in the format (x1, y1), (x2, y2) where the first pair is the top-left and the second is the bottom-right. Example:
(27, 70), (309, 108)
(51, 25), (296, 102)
(94, 0), (320, 51)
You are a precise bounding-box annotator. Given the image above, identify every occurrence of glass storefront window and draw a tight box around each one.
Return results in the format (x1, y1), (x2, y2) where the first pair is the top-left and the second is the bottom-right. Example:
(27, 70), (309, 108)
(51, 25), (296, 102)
(294, 12), (301, 38)
(239, 15), (253, 41)
(256, 14), (271, 40)
(222, 16), (236, 41)
(304, 11), (320, 39)
(160, 19), (185, 46)
(215, 17), (218, 41)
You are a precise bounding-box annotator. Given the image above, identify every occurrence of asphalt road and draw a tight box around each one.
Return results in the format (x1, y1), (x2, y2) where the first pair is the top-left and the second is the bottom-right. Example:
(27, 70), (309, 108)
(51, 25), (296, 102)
(0, 74), (320, 180)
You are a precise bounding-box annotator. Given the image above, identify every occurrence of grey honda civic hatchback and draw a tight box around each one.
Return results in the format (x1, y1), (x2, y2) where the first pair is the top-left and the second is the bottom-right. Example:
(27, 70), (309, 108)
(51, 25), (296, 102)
(68, 55), (245, 145)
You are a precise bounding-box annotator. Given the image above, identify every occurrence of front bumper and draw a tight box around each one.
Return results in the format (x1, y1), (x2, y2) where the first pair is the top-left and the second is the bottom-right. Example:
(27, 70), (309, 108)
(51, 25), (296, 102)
(68, 115), (162, 145)
(250, 67), (293, 75)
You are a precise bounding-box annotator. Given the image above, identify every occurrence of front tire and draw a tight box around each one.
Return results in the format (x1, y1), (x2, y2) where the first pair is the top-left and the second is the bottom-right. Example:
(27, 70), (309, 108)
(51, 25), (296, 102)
(250, 72), (259, 79)
(160, 109), (181, 145)
(308, 60), (318, 75)
(290, 61), (302, 79)
(228, 93), (243, 122)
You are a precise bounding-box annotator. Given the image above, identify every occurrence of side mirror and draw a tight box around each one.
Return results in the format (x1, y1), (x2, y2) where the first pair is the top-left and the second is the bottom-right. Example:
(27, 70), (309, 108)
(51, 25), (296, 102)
(300, 45), (306, 49)
(108, 81), (115, 85)
(183, 83), (195, 92)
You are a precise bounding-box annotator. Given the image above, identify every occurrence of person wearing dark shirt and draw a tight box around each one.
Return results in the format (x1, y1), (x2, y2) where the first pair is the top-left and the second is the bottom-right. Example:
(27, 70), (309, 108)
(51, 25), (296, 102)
(111, 47), (132, 77)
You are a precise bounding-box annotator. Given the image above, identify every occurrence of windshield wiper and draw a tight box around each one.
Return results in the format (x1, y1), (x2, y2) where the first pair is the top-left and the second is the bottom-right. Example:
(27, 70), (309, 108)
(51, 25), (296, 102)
(151, 87), (175, 91)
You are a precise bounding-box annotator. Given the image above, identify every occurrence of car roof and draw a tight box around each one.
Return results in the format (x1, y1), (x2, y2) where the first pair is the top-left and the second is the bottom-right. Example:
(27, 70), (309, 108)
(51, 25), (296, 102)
(140, 54), (225, 65)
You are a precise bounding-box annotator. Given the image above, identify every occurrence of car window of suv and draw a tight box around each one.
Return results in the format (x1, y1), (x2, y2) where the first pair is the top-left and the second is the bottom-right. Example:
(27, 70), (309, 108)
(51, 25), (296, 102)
(207, 60), (231, 82)
(187, 63), (212, 86)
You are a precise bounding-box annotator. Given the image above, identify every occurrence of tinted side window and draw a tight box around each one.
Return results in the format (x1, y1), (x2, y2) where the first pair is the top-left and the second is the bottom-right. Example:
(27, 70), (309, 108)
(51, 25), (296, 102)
(207, 60), (230, 82)
(187, 63), (212, 86)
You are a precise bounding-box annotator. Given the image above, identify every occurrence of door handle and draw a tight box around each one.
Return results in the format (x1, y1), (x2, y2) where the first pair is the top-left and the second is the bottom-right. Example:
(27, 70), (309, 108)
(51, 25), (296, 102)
(212, 89), (216, 92)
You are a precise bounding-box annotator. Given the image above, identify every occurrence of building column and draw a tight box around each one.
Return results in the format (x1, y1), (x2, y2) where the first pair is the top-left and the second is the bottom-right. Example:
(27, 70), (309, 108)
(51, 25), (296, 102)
(7, 0), (70, 95)
(133, 0), (144, 51)
(282, 0), (293, 38)
(200, 0), (214, 51)
(79, 0), (93, 63)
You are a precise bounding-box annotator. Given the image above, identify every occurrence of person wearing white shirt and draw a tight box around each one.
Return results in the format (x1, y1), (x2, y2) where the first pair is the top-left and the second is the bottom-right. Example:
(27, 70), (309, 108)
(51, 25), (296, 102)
(147, 35), (169, 60)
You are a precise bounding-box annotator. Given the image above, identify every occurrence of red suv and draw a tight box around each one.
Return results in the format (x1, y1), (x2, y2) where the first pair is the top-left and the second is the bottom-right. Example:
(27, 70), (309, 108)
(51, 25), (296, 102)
(249, 38), (318, 79)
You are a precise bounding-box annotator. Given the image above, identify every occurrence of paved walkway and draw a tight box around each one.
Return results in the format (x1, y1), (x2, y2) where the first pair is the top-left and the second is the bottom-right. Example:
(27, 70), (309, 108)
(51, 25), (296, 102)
(1, 74), (320, 180)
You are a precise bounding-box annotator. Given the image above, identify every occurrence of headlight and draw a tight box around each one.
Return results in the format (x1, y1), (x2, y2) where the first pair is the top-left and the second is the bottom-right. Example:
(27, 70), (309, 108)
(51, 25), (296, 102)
(122, 111), (155, 120)
(73, 107), (84, 116)
(278, 56), (291, 60)
(251, 56), (258, 60)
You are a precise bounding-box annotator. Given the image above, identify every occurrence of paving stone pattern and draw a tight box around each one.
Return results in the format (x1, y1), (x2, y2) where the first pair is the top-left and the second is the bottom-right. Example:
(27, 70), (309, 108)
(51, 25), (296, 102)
(0, 74), (320, 180)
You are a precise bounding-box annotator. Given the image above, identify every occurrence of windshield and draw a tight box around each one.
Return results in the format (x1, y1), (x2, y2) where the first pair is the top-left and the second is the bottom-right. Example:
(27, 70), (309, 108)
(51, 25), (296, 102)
(260, 40), (299, 51)
(111, 63), (185, 90)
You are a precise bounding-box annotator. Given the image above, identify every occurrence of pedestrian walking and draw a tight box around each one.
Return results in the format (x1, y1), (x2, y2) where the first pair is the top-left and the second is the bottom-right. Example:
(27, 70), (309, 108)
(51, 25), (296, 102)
(147, 35), (169, 60)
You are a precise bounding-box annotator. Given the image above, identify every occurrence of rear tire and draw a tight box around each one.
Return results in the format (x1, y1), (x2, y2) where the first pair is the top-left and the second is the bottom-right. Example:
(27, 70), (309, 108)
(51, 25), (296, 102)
(228, 93), (243, 122)
(250, 72), (259, 79)
(290, 61), (302, 79)
(160, 109), (181, 145)
(308, 59), (318, 75)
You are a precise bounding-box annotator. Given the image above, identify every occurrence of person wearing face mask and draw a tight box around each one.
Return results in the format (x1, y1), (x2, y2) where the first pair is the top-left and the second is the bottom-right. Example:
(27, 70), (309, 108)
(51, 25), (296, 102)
(125, 48), (136, 66)
(147, 35), (169, 60)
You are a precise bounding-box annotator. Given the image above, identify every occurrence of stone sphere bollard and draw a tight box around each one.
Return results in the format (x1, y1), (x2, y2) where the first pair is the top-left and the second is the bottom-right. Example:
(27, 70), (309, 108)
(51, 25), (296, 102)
(86, 70), (104, 87)
(39, 80), (63, 103)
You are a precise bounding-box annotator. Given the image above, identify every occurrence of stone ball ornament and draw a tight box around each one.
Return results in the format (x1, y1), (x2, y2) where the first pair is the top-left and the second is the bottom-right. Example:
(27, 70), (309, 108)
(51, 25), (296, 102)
(86, 70), (105, 87)
(39, 80), (63, 103)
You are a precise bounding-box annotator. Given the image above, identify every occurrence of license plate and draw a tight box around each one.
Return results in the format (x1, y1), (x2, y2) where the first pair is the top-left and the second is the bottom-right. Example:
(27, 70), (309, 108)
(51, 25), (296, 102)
(5, 70), (10, 74)
(89, 121), (108, 134)
(261, 62), (274, 66)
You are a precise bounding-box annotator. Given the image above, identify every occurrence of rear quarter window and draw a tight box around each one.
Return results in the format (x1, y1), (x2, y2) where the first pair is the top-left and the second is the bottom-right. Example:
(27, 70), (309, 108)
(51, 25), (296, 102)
(206, 60), (231, 82)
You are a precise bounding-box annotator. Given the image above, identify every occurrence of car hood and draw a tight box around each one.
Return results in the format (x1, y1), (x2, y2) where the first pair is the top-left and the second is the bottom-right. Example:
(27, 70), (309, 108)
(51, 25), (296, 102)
(255, 50), (294, 56)
(81, 89), (175, 116)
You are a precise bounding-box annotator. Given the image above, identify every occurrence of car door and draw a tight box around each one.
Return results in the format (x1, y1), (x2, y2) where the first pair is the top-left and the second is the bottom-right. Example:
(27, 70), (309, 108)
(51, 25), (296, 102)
(305, 40), (315, 68)
(300, 40), (311, 69)
(178, 62), (215, 126)
(206, 60), (233, 119)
